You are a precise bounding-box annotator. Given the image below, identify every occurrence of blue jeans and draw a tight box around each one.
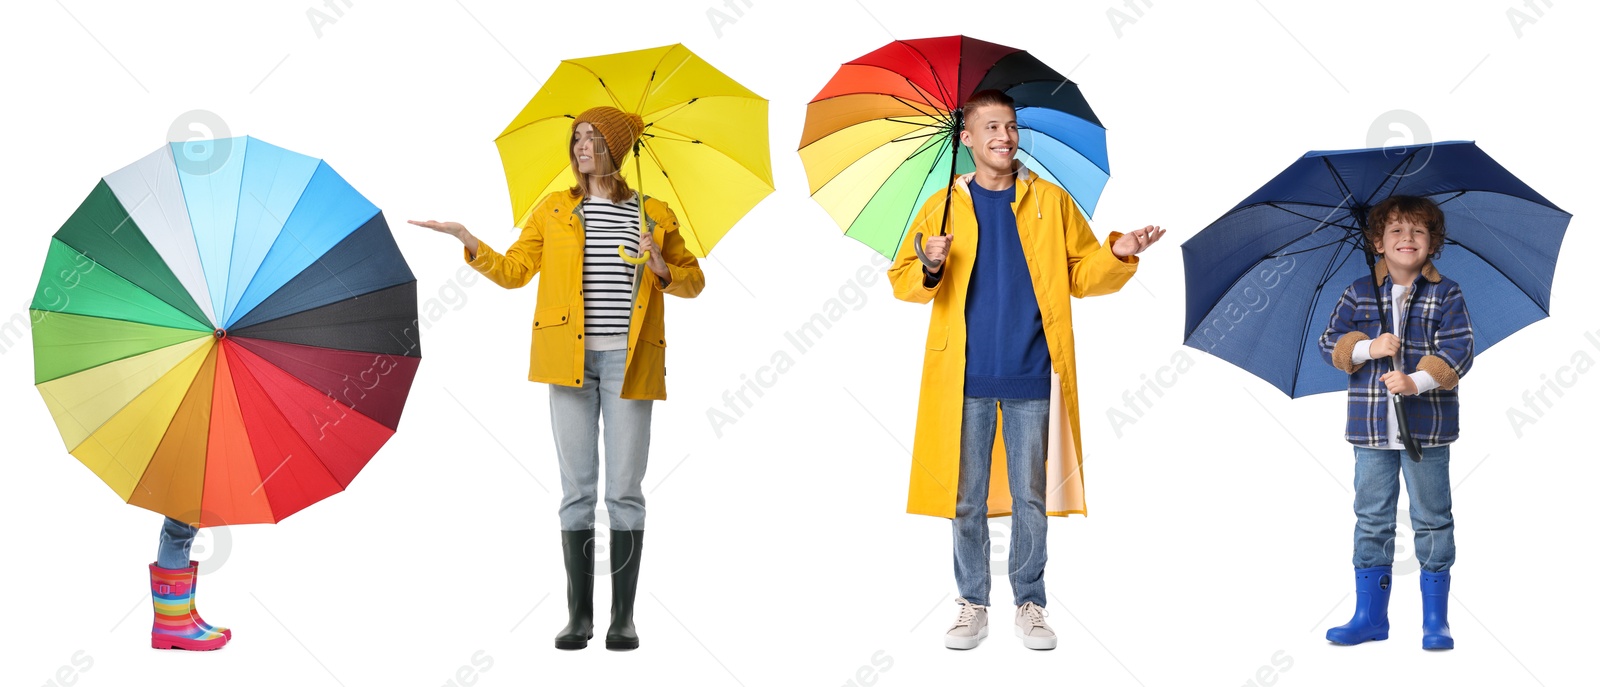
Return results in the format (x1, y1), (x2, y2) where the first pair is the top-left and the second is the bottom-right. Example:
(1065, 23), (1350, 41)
(1353, 445), (1455, 572)
(157, 517), (197, 570)
(550, 348), (653, 531)
(953, 396), (1049, 607)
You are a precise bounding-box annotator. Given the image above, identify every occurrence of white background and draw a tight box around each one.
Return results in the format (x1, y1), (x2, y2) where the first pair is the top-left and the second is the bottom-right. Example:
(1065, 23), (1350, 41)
(2, 1), (1595, 685)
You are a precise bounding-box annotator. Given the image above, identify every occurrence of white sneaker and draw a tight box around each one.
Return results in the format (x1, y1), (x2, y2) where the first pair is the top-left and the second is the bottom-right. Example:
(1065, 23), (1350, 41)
(1015, 602), (1057, 650)
(944, 598), (989, 650)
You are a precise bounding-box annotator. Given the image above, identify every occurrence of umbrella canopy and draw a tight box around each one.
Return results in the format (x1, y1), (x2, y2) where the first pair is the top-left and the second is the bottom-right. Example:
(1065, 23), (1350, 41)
(496, 43), (772, 257)
(1182, 140), (1571, 397)
(32, 137), (419, 526)
(800, 35), (1109, 257)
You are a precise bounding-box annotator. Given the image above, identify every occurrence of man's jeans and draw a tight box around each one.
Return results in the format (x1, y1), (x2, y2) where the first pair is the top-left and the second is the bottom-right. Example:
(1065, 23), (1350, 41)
(550, 348), (653, 532)
(953, 396), (1049, 607)
(1353, 445), (1455, 572)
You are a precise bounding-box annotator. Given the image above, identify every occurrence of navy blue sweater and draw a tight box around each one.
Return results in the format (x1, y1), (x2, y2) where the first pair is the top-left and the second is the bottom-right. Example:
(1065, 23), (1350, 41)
(963, 182), (1051, 399)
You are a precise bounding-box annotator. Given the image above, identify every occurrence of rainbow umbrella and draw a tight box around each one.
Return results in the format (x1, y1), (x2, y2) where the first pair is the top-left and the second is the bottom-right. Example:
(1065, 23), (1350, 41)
(496, 43), (772, 259)
(31, 137), (419, 527)
(801, 35), (1109, 258)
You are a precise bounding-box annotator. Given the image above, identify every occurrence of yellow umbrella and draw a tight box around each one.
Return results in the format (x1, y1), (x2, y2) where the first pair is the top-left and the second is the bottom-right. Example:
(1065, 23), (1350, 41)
(497, 43), (772, 258)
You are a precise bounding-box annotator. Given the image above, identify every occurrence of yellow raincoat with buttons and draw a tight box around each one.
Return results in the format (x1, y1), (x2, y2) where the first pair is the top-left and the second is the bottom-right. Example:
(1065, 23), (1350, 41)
(889, 164), (1137, 518)
(465, 190), (704, 400)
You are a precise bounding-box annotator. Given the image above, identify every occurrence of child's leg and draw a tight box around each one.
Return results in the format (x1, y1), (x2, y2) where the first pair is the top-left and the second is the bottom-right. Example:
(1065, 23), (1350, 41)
(1352, 448), (1403, 567)
(1399, 446), (1455, 572)
(156, 517), (197, 570)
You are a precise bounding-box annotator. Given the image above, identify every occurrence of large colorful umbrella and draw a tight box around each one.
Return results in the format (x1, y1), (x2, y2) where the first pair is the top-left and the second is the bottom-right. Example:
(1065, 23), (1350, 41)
(801, 35), (1109, 258)
(1182, 141), (1570, 427)
(496, 43), (772, 258)
(32, 137), (420, 527)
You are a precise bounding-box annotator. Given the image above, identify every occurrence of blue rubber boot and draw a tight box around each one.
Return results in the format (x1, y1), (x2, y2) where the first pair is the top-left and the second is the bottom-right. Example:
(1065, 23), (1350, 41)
(1420, 570), (1453, 650)
(1326, 566), (1392, 645)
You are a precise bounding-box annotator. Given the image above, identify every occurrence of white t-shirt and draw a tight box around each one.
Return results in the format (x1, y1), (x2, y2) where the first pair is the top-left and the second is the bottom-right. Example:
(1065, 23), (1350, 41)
(1351, 282), (1439, 450)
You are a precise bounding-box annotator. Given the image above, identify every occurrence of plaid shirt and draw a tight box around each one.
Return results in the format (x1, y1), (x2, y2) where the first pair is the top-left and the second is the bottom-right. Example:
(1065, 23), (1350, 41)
(1317, 265), (1474, 447)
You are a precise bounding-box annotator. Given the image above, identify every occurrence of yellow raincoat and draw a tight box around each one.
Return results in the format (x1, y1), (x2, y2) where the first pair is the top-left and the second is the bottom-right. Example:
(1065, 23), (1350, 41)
(889, 164), (1137, 518)
(465, 190), (704, 400)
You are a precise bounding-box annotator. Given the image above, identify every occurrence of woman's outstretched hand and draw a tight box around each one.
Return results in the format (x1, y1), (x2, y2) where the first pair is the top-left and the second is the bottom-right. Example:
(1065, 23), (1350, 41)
(409, 219), (480, 259)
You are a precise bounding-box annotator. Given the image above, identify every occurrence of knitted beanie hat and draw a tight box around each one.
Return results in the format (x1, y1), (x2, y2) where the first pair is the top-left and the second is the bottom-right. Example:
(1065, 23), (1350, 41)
(573, 106), (644, 165)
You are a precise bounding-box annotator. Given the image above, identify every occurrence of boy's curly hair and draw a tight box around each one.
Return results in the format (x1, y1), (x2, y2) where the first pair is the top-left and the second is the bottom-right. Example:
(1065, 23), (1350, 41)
(1365, 195), (1447, 260)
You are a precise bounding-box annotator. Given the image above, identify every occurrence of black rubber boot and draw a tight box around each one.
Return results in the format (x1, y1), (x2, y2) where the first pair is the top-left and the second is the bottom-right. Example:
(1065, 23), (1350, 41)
(605, 529), (644, 651)
(554, 529), (595, 650)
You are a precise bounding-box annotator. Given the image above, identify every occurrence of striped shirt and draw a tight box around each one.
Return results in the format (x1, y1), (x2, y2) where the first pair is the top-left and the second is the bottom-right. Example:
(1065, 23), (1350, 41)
(581, 195), (641, 338)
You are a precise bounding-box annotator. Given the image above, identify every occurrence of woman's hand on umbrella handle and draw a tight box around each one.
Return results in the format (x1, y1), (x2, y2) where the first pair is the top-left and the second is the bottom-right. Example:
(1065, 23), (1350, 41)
(636, 233), (670, 279)
(915, 232), (951, 272)
(1369, 333), (1401, 359)
(1113, 225), (1165, 258)
(617, 243), (651, 266)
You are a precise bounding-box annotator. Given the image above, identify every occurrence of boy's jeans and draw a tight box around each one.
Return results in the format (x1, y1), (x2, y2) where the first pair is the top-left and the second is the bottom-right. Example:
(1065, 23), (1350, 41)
(953, 396), (1049, 608)
(550, 348), (653, 532)
(1353, 445), (1455, 572)
(157, 517), (197, 570)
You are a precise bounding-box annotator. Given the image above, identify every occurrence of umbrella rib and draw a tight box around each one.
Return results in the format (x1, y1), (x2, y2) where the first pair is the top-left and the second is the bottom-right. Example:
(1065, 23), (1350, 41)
(1267, 232), (1363, 258)
(808, 133), (937, 201)
(641, 132), (699, 144)
(644, 97), (699, 129)
(1321, 158), (1364, 225)
(1438, 227), (1552, 311)
(643, 122), (774, 187)
(565, 62), (627, 112)
(883, 117), (942, 128)
(1289, 243), (1359, 397)
(1365, 149), (1423, 207)
(1262, 202), (1362, 233)
(1185, 196), (1356, 342)
(889, 130), (949, 144)
(804, 124), (938, 198)
(900, 40), (956, 107)
(636, 46), (678, 113)
(1256, 196), (1358, 258)
(226, 343), (349, 491)
(889, 92), (950, 125)
(840, 133), (951, 241)
(635, 140), (703, 256)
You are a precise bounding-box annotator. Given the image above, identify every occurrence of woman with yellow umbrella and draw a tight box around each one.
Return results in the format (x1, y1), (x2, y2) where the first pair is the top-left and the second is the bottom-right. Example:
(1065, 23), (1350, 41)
(412, 43), (771, 651)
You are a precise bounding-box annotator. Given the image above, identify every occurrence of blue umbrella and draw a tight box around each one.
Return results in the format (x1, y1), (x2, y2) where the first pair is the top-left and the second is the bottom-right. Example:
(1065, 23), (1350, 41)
(1182, 141), (1571, 404)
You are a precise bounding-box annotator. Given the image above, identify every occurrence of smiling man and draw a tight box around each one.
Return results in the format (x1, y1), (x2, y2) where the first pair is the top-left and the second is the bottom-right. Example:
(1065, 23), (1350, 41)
(888, 89), (1164, 651)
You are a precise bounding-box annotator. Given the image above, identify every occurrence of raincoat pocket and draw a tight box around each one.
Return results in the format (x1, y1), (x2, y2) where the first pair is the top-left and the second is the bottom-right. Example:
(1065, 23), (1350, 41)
(533, 305), (570, 330)
(926, 325), (948, 351)
(529, 305), (574, 382)
(632, 337), (667, 395)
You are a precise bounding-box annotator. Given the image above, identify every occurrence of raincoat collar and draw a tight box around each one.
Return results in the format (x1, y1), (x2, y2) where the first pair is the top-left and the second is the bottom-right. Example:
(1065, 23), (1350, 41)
(952, 160), (1036, 196)
(952, 161), (1044, 219)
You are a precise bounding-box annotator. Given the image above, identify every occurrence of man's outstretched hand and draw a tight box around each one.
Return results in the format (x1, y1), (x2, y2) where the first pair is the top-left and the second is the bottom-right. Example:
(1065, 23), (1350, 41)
(1112, 225), (1165, 259)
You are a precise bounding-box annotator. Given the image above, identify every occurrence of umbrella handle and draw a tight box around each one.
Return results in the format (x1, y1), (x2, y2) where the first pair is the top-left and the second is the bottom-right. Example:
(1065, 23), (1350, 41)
(1390, 394), (1425, 462)
(617, 244), (651, 265)
(912, 232), (943, 270)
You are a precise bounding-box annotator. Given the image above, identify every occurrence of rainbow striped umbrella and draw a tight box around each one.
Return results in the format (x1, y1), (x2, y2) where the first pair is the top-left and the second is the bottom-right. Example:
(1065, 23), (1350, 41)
(801, 35), (1109, 258)
(31, 137), (419, 527)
